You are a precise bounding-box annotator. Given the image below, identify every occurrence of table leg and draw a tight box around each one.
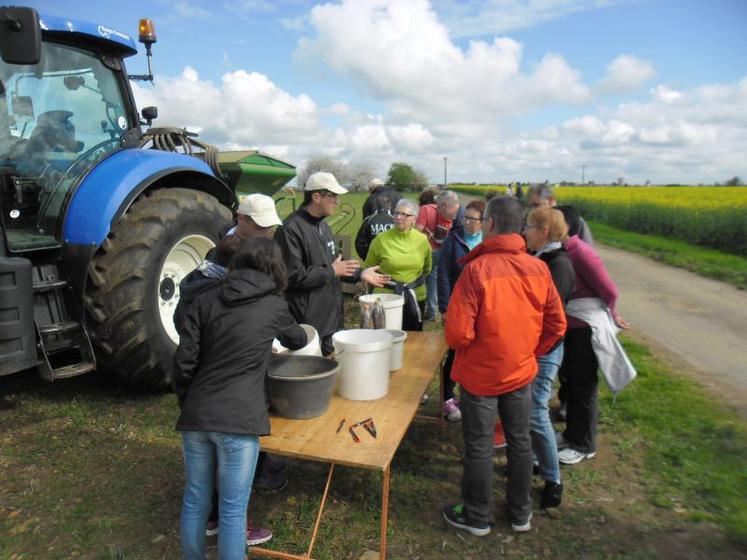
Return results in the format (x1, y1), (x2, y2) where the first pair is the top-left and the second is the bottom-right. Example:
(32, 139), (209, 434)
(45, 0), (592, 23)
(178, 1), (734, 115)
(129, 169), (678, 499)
(379, 465), (390, 559)
(249, 463), (335, 560)
(306, 463), (335, 557)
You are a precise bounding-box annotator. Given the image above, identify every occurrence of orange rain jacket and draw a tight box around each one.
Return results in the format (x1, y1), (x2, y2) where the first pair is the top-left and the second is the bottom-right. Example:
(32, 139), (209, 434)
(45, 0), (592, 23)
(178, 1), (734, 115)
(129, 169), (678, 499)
(445, 234), (567, 397)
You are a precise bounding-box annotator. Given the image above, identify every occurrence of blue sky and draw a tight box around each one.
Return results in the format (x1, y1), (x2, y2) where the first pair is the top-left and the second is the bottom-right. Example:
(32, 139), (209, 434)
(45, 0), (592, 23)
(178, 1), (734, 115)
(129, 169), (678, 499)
(28, 0), (747, 184)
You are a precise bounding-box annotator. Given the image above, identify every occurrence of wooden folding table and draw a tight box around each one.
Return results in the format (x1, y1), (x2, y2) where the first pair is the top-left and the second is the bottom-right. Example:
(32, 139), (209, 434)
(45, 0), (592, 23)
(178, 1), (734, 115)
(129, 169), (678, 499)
(250, 331), (447, 560)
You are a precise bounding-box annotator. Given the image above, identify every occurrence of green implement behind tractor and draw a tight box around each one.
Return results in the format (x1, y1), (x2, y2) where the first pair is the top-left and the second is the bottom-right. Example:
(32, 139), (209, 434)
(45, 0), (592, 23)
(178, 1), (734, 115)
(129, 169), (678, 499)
(219, 150), (296, 197)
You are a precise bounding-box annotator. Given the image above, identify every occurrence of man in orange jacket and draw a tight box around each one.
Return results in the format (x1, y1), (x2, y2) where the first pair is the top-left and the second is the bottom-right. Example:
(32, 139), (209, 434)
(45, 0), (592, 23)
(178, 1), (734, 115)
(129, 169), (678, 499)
(441, 196), (566, 536)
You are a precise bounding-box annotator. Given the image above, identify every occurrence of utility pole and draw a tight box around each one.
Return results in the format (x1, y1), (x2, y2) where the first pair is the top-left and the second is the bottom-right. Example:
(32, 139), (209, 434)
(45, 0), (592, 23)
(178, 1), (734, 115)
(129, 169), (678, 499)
(581, 164), (586, 185)
(443, 157), (448, 187)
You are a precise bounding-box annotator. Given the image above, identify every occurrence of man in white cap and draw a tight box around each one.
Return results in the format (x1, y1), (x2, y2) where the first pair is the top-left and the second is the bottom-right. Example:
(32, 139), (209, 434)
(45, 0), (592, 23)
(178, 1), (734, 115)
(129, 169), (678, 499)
(275, 172), (390, 355)
(227, 193), (282, 239)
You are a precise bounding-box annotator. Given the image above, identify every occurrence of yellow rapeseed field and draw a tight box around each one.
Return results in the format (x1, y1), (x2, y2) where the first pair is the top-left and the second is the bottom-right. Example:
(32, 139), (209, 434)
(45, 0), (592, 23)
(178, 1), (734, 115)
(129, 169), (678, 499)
(450, 185), (747, 255)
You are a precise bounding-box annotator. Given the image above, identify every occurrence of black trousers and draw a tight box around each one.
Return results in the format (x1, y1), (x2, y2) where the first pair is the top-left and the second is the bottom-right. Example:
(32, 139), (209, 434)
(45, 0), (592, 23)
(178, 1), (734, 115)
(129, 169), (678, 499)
(441, 348), (457, 402)
(460, 385), (533, 525)
(559, 327), (599, 453)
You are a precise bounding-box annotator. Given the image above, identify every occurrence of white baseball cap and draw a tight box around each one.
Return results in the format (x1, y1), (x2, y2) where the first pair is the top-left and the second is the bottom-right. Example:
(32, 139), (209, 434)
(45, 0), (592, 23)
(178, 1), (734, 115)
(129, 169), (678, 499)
(369, 178), (385, 189)
(303, 171), (348, 194)
(236, 194), (282, 227)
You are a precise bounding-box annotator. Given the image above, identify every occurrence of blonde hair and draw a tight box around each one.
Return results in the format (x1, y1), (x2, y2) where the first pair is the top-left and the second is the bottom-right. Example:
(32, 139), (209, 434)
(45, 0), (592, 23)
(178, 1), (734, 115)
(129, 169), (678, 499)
(527, 208), (569, 242)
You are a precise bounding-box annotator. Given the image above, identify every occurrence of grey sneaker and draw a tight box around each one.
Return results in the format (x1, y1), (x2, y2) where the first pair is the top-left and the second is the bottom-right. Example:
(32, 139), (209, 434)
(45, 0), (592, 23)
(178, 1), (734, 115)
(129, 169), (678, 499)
(511, 512), (532, 533)
(442, 504), (491, 537)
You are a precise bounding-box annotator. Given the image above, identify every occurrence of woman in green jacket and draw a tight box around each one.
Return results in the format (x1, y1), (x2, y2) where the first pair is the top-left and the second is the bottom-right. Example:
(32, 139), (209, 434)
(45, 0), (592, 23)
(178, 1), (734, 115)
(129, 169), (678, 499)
(364, 198), (432, 331)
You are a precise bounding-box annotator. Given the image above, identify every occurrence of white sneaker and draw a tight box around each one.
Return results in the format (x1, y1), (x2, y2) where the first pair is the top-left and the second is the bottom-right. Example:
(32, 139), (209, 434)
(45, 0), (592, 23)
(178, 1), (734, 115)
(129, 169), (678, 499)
(511, 512), (532, 533)
(558, 447), (596, 465)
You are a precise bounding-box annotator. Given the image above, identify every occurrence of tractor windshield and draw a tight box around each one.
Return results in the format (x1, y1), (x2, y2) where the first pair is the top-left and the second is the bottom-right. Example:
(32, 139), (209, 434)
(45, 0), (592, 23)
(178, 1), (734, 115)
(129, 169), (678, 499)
(0, 40), (132, 251)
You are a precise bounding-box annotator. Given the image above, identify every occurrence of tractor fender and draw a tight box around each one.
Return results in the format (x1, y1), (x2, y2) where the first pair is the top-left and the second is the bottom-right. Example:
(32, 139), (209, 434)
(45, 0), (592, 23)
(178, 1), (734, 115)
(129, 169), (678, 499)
(63, 148), (234, 247)
(61, 149), (236, 296)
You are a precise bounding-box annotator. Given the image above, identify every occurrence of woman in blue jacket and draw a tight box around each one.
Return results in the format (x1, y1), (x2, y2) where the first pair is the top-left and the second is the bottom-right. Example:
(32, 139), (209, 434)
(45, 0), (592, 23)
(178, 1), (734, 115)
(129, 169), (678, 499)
(437, 199), (485, 421)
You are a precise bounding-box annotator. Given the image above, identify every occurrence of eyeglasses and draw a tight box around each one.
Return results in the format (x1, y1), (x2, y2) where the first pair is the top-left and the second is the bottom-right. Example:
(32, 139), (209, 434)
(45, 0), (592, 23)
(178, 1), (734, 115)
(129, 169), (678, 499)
(463, 216), (483, 223)
(393, 211), (415, 218)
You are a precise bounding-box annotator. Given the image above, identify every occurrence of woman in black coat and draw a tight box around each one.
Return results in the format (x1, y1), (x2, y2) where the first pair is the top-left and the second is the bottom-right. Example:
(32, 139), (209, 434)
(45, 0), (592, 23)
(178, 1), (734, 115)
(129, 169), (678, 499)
(173, 237), (307, 560)
(524, 207), (575, 510)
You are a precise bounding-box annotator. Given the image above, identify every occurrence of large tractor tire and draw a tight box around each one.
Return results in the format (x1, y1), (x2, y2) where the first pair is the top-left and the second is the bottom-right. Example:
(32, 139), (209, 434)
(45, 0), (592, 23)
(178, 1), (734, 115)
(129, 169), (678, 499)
(84, 188), (232, 391)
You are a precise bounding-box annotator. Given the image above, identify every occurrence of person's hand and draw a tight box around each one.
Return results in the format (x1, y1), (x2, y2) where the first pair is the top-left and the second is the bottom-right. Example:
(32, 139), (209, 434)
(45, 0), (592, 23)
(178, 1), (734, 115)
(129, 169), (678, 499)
(441, 312), (447, 326)
(361, 266), (391, 287)
(614, 315), (630, 330)
(332, 255), (361, 277)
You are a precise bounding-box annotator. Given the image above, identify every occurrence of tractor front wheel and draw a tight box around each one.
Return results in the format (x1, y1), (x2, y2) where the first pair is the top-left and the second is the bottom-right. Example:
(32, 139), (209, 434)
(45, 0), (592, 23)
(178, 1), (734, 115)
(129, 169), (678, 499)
(84, 188), (232, 390)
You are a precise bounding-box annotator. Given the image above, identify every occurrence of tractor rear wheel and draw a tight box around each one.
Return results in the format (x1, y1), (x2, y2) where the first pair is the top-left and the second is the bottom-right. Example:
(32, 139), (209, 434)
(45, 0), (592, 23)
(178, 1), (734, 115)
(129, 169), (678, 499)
(84, 188), (232, 390)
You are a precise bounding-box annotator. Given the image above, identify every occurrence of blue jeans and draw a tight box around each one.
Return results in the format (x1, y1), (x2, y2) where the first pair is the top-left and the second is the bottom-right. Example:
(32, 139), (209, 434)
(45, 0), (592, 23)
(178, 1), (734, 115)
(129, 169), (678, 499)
(531, 344), (564, 484)
(181, 431), (260, 560)
(425, 248), (440, 319)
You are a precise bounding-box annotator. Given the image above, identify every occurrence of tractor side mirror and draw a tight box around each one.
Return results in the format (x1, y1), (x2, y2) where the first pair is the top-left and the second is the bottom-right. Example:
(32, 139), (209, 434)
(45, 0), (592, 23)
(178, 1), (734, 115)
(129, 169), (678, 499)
(141, 106), (158, 126)
(0, 7), (41, 65)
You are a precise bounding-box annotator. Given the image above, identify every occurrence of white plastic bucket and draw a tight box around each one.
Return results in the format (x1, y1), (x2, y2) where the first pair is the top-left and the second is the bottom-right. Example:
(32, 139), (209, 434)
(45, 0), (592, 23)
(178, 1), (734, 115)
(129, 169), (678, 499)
(358, 293), (405, 330)
(332, 329), (392, 401)
(385, 329), (407, 371)
(272, 324), (321, 357)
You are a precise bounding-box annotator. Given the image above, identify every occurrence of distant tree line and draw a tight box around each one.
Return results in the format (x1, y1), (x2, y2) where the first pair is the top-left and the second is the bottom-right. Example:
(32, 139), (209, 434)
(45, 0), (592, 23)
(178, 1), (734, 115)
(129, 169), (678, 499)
(297, 157), (429, 191)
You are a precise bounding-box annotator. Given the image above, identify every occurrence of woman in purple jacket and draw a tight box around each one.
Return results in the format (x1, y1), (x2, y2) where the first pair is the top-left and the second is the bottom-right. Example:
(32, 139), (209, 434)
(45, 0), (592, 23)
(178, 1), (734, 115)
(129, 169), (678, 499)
(556, 206), (629, 466)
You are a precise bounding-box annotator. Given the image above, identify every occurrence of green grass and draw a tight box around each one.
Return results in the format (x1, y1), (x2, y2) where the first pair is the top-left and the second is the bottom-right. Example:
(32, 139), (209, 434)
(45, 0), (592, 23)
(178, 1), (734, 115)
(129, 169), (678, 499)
(589, 220), (747, 290)
(1, 193), (746, 558)
(603, 337), (747, 546)
(2, 332), (745, 558)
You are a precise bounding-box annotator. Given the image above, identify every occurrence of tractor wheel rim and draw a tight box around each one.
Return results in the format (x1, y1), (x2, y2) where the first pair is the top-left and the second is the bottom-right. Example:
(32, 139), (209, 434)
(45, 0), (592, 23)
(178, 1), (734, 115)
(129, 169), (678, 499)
(159, 234), (215, 344)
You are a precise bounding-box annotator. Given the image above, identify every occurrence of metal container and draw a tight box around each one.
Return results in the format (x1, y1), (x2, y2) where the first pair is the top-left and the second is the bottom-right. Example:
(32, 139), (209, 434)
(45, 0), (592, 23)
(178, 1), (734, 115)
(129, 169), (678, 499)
(267, 355), (340, 419)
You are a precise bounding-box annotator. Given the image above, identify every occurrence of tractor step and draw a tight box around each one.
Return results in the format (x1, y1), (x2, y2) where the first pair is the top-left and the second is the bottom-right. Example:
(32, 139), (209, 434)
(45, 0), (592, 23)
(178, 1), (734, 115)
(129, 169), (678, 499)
(32, 279), (68, 292)
(39, 320), (80, 336)
(31, 265), (96, 382)
(50, 362), (95, 380)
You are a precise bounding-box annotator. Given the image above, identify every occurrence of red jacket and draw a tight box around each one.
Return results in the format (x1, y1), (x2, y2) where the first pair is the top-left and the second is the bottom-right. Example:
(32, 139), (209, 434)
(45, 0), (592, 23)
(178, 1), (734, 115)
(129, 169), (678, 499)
(445, 234), (567, 396)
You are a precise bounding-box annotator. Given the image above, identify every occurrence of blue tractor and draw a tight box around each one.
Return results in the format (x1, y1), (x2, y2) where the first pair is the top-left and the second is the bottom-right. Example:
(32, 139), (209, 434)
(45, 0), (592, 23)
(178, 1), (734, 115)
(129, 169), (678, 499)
(0, 7), (295, 389)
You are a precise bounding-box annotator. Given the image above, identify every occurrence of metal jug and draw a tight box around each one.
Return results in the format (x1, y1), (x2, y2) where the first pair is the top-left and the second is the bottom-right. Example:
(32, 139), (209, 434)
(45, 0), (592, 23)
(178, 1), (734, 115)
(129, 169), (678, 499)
(371, 299), (386, 329)
(359, 301), (374, 329)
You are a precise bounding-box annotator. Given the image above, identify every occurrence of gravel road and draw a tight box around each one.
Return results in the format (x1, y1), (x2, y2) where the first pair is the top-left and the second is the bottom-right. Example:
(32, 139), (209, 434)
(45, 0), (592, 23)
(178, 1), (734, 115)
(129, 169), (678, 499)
(596, 244), (747, 416)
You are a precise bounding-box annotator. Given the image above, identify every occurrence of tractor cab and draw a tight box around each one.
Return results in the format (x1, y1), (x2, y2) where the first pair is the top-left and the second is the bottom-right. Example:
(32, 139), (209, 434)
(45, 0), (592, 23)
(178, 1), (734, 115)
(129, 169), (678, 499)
(0, 14), (138, 253)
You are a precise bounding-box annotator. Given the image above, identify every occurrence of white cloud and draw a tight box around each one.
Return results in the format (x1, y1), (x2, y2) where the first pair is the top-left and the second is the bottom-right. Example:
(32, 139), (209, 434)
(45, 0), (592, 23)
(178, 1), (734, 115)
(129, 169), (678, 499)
(433, 0), (621, 37)
(598, 54), (655, 92)
(651, 84), (683, 104)
(298, 0), (592, 124)
(133, 67), (320, 147)
(131, 0), (747, 186)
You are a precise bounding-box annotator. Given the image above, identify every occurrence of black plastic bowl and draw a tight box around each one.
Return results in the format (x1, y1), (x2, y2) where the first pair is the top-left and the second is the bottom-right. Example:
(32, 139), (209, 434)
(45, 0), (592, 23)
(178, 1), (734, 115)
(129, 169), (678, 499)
(267, 355), (340, 419)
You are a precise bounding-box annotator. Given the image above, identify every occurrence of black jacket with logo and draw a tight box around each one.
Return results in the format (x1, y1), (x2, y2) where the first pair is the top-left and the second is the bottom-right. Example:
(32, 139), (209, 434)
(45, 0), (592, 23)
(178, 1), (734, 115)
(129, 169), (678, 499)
(354, 211), (395, 260)
(172, 268), (306, 436)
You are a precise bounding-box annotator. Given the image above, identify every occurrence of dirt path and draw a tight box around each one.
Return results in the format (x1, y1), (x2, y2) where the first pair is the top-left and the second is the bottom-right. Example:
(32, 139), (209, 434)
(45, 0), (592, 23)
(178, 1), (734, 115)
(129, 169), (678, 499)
(596, 244), (747, 416)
